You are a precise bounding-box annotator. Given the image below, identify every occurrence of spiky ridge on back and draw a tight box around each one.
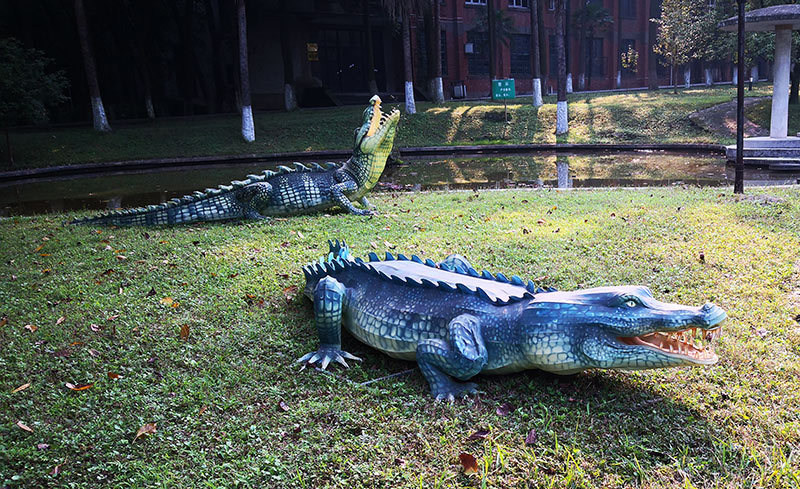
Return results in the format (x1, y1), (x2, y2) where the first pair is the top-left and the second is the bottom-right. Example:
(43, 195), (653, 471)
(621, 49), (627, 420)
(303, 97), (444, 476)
(71, 162), (340, 225)
(303, 240), (555, 307)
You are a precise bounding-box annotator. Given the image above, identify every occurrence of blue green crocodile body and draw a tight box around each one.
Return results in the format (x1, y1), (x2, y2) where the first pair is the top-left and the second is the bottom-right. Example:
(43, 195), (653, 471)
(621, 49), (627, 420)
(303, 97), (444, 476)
(299, 241), (726, 400)
(72, 96), (399, 226)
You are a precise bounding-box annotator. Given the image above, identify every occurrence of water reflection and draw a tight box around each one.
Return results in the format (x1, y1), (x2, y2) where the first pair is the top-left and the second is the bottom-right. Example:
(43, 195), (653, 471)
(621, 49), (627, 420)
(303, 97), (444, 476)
(1, 152), (799, 216)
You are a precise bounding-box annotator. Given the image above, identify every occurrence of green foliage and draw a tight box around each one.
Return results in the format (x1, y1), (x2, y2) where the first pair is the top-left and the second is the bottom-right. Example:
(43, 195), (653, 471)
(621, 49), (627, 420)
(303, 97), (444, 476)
(0, 38), (68, 128)
(473, 7), (516, 46)
(2, 187), (800, 487)
(571, 2), (613, 38)
(620, 45), (638, 72)
(653, 0), (708, 68)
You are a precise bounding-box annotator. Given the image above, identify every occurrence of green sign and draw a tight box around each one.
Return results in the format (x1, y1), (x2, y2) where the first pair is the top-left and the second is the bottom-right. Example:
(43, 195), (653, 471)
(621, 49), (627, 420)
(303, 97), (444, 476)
(492, 79), (516, 100)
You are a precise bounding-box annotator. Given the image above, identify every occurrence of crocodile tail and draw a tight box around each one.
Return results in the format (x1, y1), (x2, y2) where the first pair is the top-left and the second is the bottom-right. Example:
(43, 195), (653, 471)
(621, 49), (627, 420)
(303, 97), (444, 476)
(71, 192), (243, 226)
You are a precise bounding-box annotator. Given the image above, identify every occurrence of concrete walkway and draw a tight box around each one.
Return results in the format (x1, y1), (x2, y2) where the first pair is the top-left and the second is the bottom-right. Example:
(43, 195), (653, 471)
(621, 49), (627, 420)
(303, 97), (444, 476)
(688, 97), (769, 138)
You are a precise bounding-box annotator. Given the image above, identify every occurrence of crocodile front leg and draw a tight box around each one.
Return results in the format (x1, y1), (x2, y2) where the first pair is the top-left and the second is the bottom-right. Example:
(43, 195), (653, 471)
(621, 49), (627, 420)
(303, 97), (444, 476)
(297, 276), (362, 369)
(331, 178), (374, 216)
(359, 196), (377, 211)
(416, 314), (488, 401)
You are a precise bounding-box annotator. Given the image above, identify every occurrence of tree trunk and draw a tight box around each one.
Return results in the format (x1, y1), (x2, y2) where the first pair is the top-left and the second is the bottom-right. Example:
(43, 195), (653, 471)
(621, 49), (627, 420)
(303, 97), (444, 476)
(75, 0), (111, 131)
(429, 0), (444, 103)
(236, 0), (254, 142)
(586, 28), (593, 90)
(281, 19), (297, 111)
(181, 0), (195, 115)
(363, 0), (379, 94)
(403, 10), (416, 114)
(488, 0), (497, 86)
(647, 0), (660, 90)
(4, 127), (14, 166)
(556, 0), (568, 134)
(791, 56), (800, 104)
(578, 7), (586, 91)
(122, 0), (155, 119)
(530, 0), (543, 107)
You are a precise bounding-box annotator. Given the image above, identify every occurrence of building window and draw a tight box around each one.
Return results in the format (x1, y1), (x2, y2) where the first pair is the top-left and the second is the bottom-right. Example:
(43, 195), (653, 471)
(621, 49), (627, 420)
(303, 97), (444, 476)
(441, 29), (448, 77)
(508, 0), (529, 8)
(467, 31), (489, 75)
(620, 0), (636, 18)
(511, 34), (530, 75)
(547, 0), (555, 10)
(620, 39), (635, 77)
(585, 37), (605, 76)
(466, 0), (487, 5)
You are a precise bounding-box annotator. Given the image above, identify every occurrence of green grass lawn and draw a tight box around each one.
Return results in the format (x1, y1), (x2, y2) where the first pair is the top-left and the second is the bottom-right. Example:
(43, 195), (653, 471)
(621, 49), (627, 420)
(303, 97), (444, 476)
(2, 85), (772, 170)
(1, 187), (799, 488)
(746, 98), (800, 136)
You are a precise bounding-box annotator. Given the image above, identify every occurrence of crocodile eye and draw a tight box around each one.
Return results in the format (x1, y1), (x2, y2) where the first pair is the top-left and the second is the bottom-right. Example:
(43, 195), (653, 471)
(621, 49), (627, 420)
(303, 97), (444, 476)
(625, 300), (637, 308)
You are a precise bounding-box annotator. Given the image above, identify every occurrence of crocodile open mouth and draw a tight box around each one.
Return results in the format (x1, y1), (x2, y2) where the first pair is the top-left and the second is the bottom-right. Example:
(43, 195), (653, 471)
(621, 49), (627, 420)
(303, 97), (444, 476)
(618, 326), (723, 363)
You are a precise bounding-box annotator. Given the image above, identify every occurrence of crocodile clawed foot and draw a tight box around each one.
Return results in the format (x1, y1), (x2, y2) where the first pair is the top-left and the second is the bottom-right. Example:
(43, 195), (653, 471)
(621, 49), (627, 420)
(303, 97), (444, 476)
(297, 347), (362, 370)
(432, 381), (480, 402)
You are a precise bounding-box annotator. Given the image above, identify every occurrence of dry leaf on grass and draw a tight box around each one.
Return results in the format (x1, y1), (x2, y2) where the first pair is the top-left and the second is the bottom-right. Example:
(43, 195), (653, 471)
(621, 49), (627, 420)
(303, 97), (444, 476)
(107, 372), (121, 379)
(525, 428), (537, 445)
(24, 324), (37, 332)
(159, 297), (174, 306)
(466, 429), (490, 441)
(459, 452), (479, 475)
(496, 402), (515, 416)
(133, 423), (157, 441)
(50, 458), (67, 476)
(12, 383), (30, 393)
(65, 383), (93, 391)
(180, 324), (190, 340)
(0, 316), (7, 327)
(16, 421), (33, 432)
(56, 316), (65, 325)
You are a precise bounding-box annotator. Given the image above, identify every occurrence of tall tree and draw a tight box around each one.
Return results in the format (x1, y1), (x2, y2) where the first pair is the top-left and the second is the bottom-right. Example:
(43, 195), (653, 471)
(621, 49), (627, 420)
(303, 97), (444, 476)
(379, 0), (420, 113)
(530, 0), (543, 106)
(572, 2), (613, 90)
(428, 0), (444, 103)
(647, 0), (661, 90)
(236, 0), (254, 141)
(556, 0), (568, 134)
(363, 0), (379, 94)
(653, 0), (705, 93)
(74, 0), (111, 131)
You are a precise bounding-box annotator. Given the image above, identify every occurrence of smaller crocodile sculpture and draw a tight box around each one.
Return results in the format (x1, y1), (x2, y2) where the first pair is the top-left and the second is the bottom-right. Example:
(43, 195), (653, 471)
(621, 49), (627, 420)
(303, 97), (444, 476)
(298, 241), (727, 400)
(72, 95), (399, 226)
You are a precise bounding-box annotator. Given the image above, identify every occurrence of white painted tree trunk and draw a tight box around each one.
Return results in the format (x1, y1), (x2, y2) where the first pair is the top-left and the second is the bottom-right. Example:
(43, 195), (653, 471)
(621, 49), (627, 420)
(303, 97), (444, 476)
(751, 66), (759, 83)
(284, 84), (297, 111)
(578, 73), (585, 91)
(733, 66), (738, 85)
(532, 78), (543, 107)
(556, 100), (568, 134)
(430, 77), (444, 103)
(616, 70), (621, 89)
(684, 67), (691, 88)
(704, 68), (712, 86)
(241, 105), (255, 142)
(566, 73), (573, 93)
(145, 97), (155, 119)
(405, 81), (416, 114)
(91, 97), (111, 132)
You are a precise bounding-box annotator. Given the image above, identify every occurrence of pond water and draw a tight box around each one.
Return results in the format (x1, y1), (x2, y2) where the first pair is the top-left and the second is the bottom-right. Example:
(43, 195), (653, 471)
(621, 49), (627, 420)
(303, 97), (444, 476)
(1, 152), (798, 216)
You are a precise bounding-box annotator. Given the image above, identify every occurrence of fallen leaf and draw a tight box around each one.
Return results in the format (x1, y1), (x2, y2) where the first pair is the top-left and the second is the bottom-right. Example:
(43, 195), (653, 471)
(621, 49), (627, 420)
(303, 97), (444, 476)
(370, 241), (379, 249)
(16, 421), (33, 432)
(522, 227), (531, 234)
(610, 212), (616, 218)
(40, 253), (51, 257)
(459, 452), (479, 475)
(89, 323), (101, 332)
(88, 349), (100, 357)
(756, 328), (769, 338)
(33, 244), (44, 252)
(280, 241), (289, 248)
(115, 255), (127, 261)
(466, 429), (490, 441)
(699, 251), (705, 263)
(10, 275), (17, 281)
(107, 315), (119, 321)
(69, 341), (82, 346)
(146, 288), (156, 297)
(297, 231), (305, 239)
(384, 240), (396, 249)
(496, 402), (515, 416)
(65, 383), (93, 391)
(143, 232), (150, 240)
(133, 423), (157, 441)
(159, 297), (174, 306)
(12, 383), (31, 393)
(525, 428), (537, 445)
(198, 406), (207, 416)
(278, 400), (290, 412)
(37, 443), (49, 450)
(180, 324), (190, 340)
(537, 219), (546, 225)
(50, 457), (67, 476)
(53, 348), (70, 358)
(107, 372), (121, 379)
(41, 269), (51, 274)
(25, 324), (38, 332)
(282, 285), (298, 302)
(0, 316), (7, 327)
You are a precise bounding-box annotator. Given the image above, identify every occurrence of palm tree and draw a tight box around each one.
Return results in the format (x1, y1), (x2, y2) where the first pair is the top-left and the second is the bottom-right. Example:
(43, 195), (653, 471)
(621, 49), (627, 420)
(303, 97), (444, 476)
(74, 0), (111, 132)
(475, 4), (515, 90)
(529, 0), (543, 107)
(235, 0), (254, 141)
(572, 2), (612, 90)
(556, 0), (568, 134)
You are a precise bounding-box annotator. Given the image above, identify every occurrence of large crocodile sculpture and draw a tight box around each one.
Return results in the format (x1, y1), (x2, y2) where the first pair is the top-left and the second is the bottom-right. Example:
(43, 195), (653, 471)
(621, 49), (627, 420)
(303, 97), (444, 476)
(72, 96), (399, 226)
(298, 241), (726, 400)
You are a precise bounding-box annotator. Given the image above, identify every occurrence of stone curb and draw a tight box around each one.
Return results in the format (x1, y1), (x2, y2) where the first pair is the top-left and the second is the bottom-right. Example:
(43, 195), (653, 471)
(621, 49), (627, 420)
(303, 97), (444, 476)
(0, 143), (726, 184)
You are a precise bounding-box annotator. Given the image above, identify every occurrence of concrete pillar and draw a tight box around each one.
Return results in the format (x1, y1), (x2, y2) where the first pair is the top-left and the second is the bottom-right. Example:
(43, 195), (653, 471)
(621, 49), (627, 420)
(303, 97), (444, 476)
(770, 25), (792, 138)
